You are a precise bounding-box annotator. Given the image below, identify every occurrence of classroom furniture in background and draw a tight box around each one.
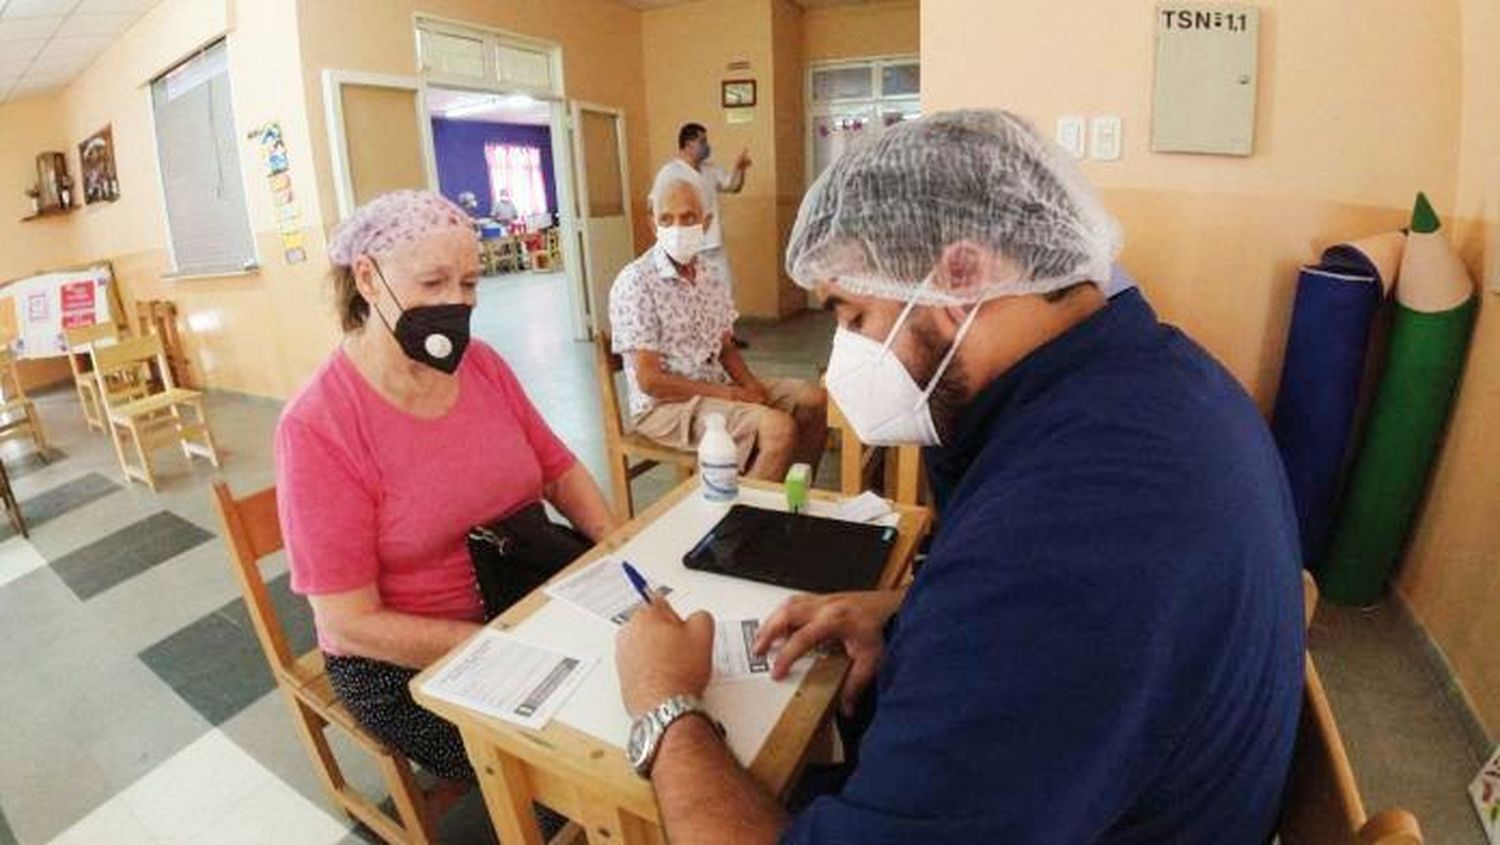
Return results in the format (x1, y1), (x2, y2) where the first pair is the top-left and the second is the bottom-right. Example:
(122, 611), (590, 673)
(92, 333), (219, 490)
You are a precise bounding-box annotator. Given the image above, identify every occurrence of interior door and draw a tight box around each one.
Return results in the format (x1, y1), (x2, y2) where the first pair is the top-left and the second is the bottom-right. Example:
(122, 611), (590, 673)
(323, 71), (438, 219)
(567, 102), (635, 337)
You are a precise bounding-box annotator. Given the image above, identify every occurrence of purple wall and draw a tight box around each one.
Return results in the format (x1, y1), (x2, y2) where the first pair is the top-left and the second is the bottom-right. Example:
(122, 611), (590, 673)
(430, 118), (558, 215)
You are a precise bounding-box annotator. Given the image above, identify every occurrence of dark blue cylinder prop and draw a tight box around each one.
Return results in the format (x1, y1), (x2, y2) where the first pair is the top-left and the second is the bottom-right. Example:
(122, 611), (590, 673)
(1270, 238), (1395, 568)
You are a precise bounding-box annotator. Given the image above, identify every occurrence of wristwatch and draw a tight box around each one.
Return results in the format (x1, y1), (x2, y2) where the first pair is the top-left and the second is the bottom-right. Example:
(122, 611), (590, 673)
(626, 693), (726, 778)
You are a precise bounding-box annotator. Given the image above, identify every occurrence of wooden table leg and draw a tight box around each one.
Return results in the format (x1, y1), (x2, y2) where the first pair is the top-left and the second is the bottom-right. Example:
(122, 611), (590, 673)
(578, 798), (662, 845)
(461, 731), (546, 845)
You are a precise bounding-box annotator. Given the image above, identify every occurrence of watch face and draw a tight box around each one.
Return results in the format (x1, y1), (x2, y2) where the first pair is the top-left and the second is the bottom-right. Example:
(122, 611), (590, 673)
(627, 717), (650, 766)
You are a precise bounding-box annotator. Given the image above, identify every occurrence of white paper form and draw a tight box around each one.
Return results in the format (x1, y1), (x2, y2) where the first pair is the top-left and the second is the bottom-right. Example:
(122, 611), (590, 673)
(512, 486), (893, 765)
(824, 490), (898, 525)
(712, 617), (815, 682)
(420, 629), (598, 731)
(544, 554), (676, 625)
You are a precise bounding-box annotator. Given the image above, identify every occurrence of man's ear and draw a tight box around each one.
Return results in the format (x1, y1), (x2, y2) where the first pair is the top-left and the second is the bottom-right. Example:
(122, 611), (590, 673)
(933, 240), (992, 299)
(701, 212), (714, 234)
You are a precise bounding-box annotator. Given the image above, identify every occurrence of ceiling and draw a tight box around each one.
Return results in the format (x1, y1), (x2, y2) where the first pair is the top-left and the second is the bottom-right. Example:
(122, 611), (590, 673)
(426, 87), (552, 126)
(0, 0), (161, 103)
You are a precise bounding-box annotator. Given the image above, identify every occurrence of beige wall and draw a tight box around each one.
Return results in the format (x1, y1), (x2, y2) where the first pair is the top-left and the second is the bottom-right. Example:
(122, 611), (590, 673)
(0, 0), (342, 398)
(804, 0), (917, 63)
(295, 0), (655, 250)
(923, 0), (1500, 733)
(1397, 0), (1500, 736)
(642, 0), (787, 317)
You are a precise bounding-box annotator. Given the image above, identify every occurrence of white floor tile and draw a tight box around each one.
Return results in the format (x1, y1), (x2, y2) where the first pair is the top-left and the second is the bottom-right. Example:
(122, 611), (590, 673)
(48, 794), (157, 845)
(210, 776), (348, 845)
(0, 535), (47, 588)
(114, 730), (343, 844)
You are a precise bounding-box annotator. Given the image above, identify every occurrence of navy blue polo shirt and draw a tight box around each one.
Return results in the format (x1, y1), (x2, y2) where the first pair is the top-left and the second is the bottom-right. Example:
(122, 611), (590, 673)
(783, 290), (1304, 843)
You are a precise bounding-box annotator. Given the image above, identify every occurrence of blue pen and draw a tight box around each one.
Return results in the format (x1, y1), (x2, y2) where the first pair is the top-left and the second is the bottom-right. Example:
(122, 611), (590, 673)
(620, 560), (653, 605)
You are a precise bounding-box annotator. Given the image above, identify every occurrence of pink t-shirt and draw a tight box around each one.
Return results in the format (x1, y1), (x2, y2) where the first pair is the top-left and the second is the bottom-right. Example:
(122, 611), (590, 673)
(274, 341), (576, 653)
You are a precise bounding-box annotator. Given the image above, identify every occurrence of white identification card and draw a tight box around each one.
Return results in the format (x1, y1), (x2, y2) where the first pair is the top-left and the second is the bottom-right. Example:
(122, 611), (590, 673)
(544, 554), (675, 625)
(420, 629), (597, 731)
(713, 618), (774, 681)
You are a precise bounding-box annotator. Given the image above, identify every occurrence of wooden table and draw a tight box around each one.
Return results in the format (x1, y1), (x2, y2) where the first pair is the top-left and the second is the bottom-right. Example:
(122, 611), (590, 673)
(412, 478), (930, 844)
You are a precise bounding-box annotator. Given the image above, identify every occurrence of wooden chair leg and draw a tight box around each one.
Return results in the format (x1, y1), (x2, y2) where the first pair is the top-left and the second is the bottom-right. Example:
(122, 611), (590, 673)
(27, 405), (46, 455)
(128, 420), (156, 491)
(195, 400), (221, 467)
(839, 430), (862, 496)
(609, 455), (634, 521)
(106, 419), (134, 485)
(377, 752), (438, 845)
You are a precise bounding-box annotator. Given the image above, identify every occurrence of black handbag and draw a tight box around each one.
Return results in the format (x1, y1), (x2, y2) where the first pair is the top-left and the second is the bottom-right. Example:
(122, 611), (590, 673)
(467, 501), (592, 620)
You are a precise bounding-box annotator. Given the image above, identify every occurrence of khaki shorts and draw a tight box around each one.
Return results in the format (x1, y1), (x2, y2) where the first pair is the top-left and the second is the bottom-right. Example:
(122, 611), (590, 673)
(632, 377), (813, 470)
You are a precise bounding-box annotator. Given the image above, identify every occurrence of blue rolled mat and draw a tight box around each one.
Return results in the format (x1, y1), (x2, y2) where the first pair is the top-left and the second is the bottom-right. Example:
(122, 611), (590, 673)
(1270, 252), (1387, 568)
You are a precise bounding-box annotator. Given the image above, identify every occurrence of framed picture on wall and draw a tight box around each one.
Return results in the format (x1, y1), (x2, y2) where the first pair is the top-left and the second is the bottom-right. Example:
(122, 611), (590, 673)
(78, 125), (120, 205)
(721, 79), (756, 108)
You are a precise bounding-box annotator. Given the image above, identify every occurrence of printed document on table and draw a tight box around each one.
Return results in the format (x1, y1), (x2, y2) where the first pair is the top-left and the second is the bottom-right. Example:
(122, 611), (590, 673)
(711, 618), (813, 682)
(544, 554), (676, 625)
(420, 629), (597, 731)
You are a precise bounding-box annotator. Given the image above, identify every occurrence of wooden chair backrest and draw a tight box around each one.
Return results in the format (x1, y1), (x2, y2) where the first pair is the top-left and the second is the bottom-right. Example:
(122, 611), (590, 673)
(211, 482), (297, 679)
(1279, 572), (1423, 844)
(91, 333), (170, 391)
(594, 331), (628, 442)
(64, 321), (118, 349)
(0, 347), (25, 400)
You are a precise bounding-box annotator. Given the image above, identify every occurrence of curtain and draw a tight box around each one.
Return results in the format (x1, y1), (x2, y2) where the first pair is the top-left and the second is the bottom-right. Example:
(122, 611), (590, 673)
(484, 143), (548, 217)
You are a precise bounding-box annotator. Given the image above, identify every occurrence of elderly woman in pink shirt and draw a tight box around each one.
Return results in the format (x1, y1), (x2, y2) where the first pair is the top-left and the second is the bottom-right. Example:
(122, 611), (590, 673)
(275, 190), (616, 791)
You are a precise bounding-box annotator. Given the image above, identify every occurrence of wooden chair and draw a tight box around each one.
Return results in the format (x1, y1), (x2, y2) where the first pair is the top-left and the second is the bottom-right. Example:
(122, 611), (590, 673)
(827, 393), (923, 505)
(594, 332), (696, 519)
(1279, 573), (1424, 844)
(212, 482), (456, 844)
(92, 333), (219, 490)
(64, 321), (123, 432)
(213, 483), (585, 845)
(135, 299), (193, 390)
(0, 347), (48, 457)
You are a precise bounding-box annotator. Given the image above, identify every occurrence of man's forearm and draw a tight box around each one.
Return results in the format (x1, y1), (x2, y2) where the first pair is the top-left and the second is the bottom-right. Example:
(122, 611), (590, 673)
(652, 715), (788, 843)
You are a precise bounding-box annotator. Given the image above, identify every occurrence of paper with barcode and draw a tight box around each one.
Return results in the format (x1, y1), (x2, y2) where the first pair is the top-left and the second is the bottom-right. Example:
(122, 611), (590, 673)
(545, 554), (675, 625)
(711, 618), (814, 682)
(420, 629), (597, 730)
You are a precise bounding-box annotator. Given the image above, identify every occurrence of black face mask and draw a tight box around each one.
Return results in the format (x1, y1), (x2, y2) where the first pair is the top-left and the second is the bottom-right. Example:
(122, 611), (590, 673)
(370, 259), (472, 375)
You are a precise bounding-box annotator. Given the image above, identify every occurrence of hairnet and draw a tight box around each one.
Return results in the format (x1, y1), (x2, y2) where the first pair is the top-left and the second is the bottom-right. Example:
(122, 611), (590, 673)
(327, 189), (473, 266)
(785, 109), (1122, 305)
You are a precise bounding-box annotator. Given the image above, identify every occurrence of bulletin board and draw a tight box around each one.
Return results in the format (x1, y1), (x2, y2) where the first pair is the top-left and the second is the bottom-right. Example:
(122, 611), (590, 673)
(0, 262), (124, 360)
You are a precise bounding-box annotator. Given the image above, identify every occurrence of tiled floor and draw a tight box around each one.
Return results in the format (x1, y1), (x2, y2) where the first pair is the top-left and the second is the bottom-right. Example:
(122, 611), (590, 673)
(0, 269), (1489, 843)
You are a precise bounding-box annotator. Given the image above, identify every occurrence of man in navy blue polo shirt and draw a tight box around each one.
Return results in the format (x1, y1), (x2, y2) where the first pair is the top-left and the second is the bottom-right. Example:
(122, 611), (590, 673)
(613, 110), (1304, 843)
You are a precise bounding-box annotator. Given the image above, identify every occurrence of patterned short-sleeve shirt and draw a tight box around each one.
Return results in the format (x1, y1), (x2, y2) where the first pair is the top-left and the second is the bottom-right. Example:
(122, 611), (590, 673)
(608, 243), (738, 417)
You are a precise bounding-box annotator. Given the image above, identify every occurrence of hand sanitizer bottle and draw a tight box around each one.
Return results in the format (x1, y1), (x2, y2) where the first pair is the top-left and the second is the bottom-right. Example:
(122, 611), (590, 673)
(698, 413), (739, 502)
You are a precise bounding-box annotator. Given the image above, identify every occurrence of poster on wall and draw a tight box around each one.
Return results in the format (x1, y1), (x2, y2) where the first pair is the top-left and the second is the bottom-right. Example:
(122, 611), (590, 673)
(0, 265), (113, 359)
(78, 125), (121, 204)
(248, 121), (308, 264)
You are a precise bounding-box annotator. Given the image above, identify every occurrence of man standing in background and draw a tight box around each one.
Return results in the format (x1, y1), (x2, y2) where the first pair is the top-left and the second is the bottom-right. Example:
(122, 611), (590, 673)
(654, 122), (752, 347)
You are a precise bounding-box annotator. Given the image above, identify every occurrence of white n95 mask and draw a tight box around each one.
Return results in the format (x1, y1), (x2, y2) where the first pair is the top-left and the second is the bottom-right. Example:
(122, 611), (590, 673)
(657, 224), (705, 265)
(824, 289), (980, 447)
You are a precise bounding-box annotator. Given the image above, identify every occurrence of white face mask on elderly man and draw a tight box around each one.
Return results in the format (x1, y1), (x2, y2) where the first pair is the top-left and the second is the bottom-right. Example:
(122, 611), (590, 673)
(657, 224), (705, 265)
(824, 279), (982, 447)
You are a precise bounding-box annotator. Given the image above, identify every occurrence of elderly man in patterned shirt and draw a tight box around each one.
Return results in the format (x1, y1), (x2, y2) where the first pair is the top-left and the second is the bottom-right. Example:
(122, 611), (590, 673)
(608, 173), (827, 481)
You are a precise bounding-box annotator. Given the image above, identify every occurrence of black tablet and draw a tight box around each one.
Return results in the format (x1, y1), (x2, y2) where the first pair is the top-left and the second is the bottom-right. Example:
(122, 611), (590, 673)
(682, 505), (898, 593)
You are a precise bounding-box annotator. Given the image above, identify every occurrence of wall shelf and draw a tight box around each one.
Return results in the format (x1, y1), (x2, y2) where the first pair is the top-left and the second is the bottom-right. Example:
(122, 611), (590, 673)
(19, 206), (75, 222)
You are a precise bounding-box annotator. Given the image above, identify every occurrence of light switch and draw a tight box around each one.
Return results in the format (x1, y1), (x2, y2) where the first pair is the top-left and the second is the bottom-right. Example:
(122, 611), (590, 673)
(1090, 116), (1122, 161)
(1055, 116), (1086, 160)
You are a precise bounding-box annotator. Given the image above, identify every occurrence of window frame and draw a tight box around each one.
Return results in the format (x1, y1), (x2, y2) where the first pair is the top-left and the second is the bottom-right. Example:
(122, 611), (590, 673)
(146, 38), (260, 278)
